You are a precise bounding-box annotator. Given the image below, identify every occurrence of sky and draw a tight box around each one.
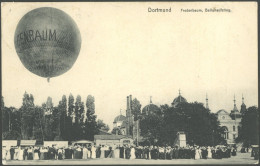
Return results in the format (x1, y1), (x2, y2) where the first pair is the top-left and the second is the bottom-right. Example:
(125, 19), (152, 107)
(1, 2), (258, 129)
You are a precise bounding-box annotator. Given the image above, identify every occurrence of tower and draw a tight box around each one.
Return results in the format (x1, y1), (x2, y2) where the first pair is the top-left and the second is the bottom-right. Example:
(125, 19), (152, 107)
(126, 95), (133, 136)
(233, 94), (238, 111)
(206, 93), (209, 109)
(240, 94), (247, 114)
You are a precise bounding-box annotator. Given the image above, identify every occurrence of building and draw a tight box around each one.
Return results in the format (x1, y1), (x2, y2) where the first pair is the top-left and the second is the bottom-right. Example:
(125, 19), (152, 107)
(94, 135), (133, 146)
(113, 114), (127, 135)
(216, 95), (246, 144)
(112, 95), (140, 144)
(142, 97), (161, 115)
(171, 89), (188, 107)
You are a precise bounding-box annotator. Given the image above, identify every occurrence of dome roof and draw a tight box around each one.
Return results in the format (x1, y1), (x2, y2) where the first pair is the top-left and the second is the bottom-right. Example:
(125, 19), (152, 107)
(113, 115), (126, 123)
(142, 103), (160, 115)
(171, 95), (187, 107)
(173, 95), (187, 103)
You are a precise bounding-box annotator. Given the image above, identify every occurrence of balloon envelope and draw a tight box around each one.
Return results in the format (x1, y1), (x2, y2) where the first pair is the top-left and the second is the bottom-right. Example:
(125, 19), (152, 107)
(14, 7), (81, 78)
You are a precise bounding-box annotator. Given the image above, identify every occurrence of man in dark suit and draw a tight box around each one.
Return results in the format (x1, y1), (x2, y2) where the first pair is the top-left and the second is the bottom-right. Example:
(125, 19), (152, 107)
(119, 145), (124, 158)
(10, 146), (15, 160)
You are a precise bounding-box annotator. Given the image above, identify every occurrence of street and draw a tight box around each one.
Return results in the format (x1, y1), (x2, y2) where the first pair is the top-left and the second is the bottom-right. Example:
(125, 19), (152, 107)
(3, 152), (258, 165)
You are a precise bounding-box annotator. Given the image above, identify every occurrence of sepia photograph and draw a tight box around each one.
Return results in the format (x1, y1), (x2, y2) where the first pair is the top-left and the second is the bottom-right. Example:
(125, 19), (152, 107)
(1, 1), (259, 165)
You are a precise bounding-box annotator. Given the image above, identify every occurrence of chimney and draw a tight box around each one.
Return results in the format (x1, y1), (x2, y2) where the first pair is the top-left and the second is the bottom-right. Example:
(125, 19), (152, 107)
(127, 96), (129, 112)
(129, 95), (132, 110)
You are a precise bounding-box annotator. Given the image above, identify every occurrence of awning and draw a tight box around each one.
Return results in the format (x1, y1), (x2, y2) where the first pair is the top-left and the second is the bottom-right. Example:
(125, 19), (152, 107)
(44, 141), (68, 148)
(2, 140), (17, 147)
(20, 140), (36, 146)
(72, 140), (93, 144)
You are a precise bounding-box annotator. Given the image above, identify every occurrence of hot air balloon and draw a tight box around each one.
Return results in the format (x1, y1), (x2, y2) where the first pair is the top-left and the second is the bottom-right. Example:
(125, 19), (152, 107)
(14, 7), (81, 82)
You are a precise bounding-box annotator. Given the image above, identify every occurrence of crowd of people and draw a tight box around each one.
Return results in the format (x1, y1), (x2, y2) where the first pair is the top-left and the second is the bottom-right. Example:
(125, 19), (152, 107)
(2, 144), (239, 161)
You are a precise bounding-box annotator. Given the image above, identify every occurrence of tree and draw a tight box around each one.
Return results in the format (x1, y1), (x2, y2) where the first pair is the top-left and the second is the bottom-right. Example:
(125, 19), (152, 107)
(140, 102), (224, 146)
(111, 127), (122, 135)
(20, 92), (35, 139)
(66, 94), (75, 141)
(68, 94), (75, 118)
(33, 106), (45, 142)
(73, 95), (85, 140)
(75, 95), (85, 125)
(84, 95), (98, 140)
(59, 95), (67, 140)
(42, 97), (56, 141)
(160, 102), (224, 146)
(97, 119), (110, 132)
(237, 106), (259, 147)
(139, 108), (163, 145)
(131, 98), (142, 121)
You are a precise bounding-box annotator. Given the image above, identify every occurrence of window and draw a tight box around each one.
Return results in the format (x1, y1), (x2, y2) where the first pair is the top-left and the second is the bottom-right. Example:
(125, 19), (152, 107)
(233, 126), (236, 131)
(233, 134), (236, 139)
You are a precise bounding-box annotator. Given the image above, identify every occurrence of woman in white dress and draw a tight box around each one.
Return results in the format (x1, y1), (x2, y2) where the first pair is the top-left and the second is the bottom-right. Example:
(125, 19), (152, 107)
(91, 145), (96, 159)
(130, 146), (135, 160)
(2, 147), (7, 160)
(18, 147), (24, 161)
(82, 146), (88, 159)
(195, 147), (200, 160)
(114, 145), (120, 159)
(6, 147), (11, 160)
(207, 146), (212, 159)
(100, 145), (105, 158)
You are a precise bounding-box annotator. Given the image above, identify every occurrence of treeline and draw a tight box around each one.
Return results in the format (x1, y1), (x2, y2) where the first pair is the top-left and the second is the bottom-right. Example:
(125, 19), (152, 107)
(1, 92), (109, 142)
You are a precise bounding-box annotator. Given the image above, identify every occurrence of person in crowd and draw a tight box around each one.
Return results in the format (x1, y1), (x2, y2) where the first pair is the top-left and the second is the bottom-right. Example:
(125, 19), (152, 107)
(231, 146), (237, 156)
(43, 147), (48, 160)
(82, 146), (88, 159)
(10, 146), (15, 160)
(195, 147), (200, 160)
(119, 145), (124, 159)
(58, 148), (63, 160)
(166, 146), (172, 160)
(68, 146), (74, 159)
(207, 146), (212, 159)
(92, 145), (97, 159)
(96, 145), (101, 158)
(114, 145), (120, 159)
(18, 146), (24, 161)
(148, 146), (152, 160)
(14, 146), (19, 160)
(144, 146), (149, 159)
(76, 145), (82, 159)
(2, 146), (7, 160)
(87, 145), (91, 159)
(50, 146), (56, 160)
(6, 147), (11, 160)
(130, 145), (135, 160)
(27, 147), (33, 160)
(39, 147), (44, 160)
(158, 146), (164, 159)
(125, 145), (131, 159)
(100, 145), (105, 159)
(34, 146), (39, 160)
(202, 147), (208, 159)
(174, 146), (179, 159)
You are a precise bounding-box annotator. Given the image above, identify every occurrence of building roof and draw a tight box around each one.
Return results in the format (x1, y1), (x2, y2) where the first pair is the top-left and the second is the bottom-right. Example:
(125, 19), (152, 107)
(171, 95), (187, 107)
(173, 95), (187, 103)
(142, 103), (160, 115)
(94, 135), (131, 140)
(113, 115), (126, 123)
(216, 109), (229, 115)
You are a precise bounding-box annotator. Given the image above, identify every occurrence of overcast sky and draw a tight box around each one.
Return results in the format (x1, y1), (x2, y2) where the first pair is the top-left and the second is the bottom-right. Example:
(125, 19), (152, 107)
(2, 2), (258, 129)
